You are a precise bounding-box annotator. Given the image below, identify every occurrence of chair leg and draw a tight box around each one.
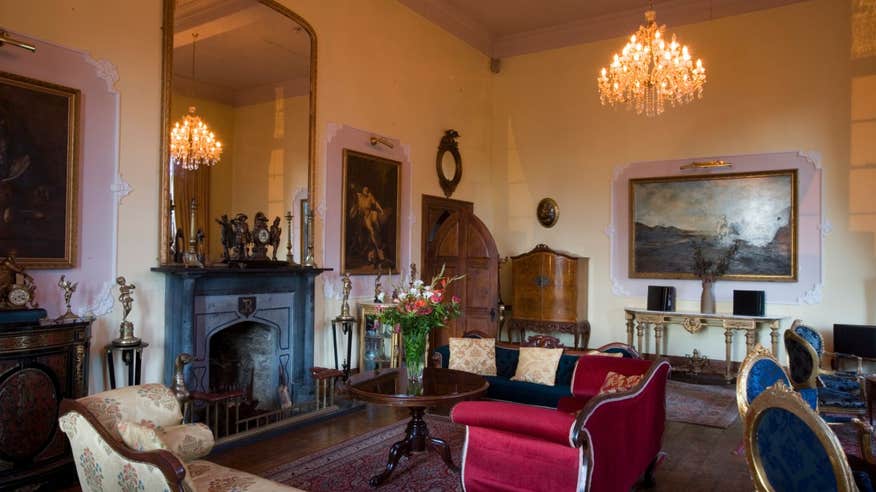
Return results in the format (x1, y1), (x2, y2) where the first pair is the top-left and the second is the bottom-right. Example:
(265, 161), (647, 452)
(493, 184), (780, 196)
(641, 451), (667, 488)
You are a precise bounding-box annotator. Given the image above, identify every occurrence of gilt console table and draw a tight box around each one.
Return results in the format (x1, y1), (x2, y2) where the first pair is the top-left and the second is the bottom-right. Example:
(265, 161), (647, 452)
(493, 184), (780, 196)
(624, 308), (787, 382)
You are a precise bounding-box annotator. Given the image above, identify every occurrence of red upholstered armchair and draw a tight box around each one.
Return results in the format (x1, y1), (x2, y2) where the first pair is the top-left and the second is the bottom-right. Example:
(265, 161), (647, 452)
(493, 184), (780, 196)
(451, 358), (670, 492)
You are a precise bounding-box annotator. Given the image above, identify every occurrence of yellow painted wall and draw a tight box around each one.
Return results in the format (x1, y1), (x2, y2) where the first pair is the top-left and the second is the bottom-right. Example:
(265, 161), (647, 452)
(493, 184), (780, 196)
(491, 0), (870, 362)
(0, 0), (492, 388)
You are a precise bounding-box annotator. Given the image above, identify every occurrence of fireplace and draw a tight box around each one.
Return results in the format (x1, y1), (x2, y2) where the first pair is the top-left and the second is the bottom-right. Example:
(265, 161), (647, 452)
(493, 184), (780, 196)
(153, 266), (329, 408)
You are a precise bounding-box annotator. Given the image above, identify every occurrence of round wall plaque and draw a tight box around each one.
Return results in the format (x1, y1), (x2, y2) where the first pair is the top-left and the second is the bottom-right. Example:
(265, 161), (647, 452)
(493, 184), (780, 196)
(536, 198), (559, 228)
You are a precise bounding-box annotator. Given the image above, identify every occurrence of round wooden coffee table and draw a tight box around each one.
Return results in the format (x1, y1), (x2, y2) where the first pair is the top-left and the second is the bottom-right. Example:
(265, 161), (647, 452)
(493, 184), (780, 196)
(348, 367), (488, 487)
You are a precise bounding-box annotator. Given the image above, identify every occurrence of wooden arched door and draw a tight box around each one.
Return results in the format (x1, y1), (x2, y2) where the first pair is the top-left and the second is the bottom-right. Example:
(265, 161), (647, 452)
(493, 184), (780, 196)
(423, 202), (499, 349)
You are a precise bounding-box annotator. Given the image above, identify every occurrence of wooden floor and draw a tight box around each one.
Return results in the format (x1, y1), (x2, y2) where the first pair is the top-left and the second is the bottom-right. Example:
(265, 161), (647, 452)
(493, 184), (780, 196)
(209, 403), (753, 491)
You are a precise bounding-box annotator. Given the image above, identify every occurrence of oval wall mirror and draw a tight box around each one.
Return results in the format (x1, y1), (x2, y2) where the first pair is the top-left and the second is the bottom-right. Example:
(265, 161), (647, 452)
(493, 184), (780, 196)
(158, 0), (316, 265)
(436, 129), (461, 198)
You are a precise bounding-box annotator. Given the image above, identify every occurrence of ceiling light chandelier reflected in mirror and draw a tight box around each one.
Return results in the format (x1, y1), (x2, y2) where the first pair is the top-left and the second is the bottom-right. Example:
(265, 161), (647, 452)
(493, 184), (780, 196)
(170, 33), (222, 171)
(597, 0), (706, 117)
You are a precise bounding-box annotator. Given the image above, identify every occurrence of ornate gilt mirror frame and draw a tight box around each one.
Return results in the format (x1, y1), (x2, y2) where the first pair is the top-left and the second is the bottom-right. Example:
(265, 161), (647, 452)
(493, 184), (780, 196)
(436, 129), (461, 198)
(158, 0), (318, 265)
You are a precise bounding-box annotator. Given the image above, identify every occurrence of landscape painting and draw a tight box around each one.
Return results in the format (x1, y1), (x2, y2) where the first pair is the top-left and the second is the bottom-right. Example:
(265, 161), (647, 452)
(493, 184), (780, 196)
(0, 72), (79, 268)
(342, 149), (400, 275)
(629, 170), (797, 281)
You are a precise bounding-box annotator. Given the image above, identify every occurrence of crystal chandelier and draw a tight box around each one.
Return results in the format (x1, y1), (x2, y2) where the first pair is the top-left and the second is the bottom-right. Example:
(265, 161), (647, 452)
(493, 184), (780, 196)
(170, 106), (222, 171)
(169, 32), (222, 171)
(597, 4), (706, 117)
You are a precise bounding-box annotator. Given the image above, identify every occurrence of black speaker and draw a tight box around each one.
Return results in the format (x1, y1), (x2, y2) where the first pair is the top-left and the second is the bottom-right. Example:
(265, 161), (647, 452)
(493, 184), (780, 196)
(647, 286), (675, 312)
(733, 290), (765, 316)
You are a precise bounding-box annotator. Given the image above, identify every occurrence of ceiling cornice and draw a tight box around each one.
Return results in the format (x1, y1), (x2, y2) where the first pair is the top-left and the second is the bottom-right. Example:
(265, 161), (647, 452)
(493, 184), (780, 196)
(399, 0), (809, 59)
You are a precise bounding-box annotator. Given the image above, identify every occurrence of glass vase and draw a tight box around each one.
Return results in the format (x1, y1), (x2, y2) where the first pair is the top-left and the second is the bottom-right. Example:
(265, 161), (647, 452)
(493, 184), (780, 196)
(402, 328), (428, 395)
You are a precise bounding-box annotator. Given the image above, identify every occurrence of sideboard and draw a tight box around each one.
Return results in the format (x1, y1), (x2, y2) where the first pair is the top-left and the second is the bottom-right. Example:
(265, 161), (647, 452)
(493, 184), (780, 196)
(0, 315), (92, 488)
(624, 308), (786, 381)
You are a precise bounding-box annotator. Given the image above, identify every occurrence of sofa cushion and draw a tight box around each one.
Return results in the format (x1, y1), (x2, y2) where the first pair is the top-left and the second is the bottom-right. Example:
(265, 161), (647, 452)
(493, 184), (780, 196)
(188, 460), (304, 491)
(449, 337), (497, 376)
(598, 371), (644, 394)
(495, 346), (519, 378)
(486, 376), (572, 408)
(118, 421), (214, 462)
(512, 347), (564, 386)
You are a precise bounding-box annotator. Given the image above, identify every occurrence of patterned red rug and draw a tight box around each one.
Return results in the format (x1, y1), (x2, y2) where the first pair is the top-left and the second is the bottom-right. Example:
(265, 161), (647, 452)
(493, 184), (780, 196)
(665, 380), (738, 428)
(262, 415), (464, 491)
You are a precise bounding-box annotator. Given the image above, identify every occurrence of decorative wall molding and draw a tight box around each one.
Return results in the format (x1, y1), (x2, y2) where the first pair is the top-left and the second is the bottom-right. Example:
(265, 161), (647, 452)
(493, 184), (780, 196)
(83, 56), (119, 92)
(609, 151), (824, 305)
(321, 123), (413, 298)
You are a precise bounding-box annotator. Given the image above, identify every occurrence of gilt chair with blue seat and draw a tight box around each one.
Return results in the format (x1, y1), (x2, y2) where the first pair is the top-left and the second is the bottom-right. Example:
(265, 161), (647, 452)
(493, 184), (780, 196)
(790, 320), (864, 391)
(785, 321), (866, 418)
(744, 381), (873, 492)
(737, 344), (818, 418)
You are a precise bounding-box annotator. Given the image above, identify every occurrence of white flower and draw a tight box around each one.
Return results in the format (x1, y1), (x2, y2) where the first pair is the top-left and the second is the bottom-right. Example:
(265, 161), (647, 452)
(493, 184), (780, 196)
(423, 285), (432, 292)
(398, 292), (407, 300)
(413, 279), (424, 288)
(409, 288), (418, 296)
(377, 292), (385, 302)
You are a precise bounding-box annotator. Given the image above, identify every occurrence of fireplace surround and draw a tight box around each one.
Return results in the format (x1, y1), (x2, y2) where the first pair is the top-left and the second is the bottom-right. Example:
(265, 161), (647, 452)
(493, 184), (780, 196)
(153, 265), (329, 408)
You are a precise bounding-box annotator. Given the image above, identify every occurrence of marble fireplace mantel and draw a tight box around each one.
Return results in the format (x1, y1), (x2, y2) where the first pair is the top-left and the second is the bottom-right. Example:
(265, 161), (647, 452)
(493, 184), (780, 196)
(152, 265), (330, 405)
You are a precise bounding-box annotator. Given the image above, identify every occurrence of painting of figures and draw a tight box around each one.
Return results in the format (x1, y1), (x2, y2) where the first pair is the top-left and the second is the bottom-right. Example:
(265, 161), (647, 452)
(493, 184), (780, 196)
(629, 170), (797, 281)
(0, 72), (79, 268)
(342, 149), (400, 275)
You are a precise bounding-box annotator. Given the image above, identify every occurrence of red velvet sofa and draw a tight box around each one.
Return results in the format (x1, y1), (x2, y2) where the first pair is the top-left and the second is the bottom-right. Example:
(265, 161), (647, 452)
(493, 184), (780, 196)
(451, 357), (670, 492)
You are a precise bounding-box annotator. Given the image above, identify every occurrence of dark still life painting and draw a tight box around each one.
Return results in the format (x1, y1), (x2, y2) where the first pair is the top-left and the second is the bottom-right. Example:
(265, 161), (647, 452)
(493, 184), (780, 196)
(342, 149), (400, 275)
(629, 170), (797, 281)
(0, 72), (79, 268)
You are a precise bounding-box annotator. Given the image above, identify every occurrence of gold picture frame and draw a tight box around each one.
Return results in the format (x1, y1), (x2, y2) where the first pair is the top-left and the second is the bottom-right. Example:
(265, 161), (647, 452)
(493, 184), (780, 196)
(0, 72), (79, 268)
(629, 169), (797, 281)
(341, 149), (401, 275)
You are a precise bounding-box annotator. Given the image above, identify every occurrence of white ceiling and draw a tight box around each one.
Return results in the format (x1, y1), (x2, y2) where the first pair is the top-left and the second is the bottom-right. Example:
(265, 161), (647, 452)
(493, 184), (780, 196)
(398, 0), (810, 58)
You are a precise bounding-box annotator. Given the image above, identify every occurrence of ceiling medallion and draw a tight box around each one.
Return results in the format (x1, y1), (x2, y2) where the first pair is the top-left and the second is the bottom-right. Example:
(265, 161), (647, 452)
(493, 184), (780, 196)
(597, 2), (706, 117)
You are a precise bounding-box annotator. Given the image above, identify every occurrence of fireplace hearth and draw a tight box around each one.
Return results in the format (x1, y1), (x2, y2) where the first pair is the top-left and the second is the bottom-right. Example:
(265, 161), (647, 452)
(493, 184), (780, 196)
(153, 265), (329, 410)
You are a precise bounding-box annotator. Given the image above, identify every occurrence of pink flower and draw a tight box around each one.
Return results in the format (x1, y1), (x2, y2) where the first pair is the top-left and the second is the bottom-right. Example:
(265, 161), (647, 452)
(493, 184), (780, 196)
(452, 295), (461, 304)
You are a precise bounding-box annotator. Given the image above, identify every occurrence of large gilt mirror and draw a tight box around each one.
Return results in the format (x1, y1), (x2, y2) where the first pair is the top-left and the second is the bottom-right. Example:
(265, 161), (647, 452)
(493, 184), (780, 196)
(159, 0), (316, 265)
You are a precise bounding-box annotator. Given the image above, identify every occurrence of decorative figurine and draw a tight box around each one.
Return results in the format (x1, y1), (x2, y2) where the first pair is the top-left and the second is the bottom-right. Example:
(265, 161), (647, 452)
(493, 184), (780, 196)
(113, 276), (141, 346)
(269, 216), (282, 261)
(339, 272), (353, 320)
(173, 228), (185, 264)
(409, 263), (417, 289)
(216, 214), (234, 262)
(0, 255), (38, 310)
(55, 274), (79, 322)
(251, 212), (271, 260)
(374, 269), (384, 303)
(172, 353), (193, 405)
(196, 229), (206, 264)
(232, 213), (251, 260)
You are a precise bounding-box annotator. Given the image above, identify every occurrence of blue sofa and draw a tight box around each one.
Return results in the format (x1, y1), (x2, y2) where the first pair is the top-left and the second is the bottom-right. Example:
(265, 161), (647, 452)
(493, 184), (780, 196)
(432, 342), (638, 408)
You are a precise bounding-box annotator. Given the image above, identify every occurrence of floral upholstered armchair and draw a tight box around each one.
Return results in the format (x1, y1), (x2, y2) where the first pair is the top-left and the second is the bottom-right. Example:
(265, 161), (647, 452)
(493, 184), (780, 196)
(59, 384), (301, 491)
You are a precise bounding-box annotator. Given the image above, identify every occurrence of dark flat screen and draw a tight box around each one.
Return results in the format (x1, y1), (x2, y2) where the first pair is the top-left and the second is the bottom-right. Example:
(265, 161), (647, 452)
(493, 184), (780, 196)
(834, 324), (876, 358)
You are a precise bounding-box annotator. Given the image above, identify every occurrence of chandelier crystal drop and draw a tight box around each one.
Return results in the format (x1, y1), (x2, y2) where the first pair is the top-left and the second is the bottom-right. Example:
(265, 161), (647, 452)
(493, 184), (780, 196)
(170, 106), (223, 171)
(597, 8), (706, 117)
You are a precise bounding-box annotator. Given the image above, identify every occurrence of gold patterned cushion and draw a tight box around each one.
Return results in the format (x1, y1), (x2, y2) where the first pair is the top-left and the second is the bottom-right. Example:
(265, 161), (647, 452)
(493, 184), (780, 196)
(118, 421), (214, 462)
(510, 347), (564, 386)
(598, 371), (644, 394)
(449, 337), (497, 376)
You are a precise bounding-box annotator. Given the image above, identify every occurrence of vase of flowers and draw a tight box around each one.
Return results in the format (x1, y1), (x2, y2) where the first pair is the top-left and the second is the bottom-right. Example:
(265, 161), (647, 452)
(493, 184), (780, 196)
(691, 240), (740, 314)
(377, 266), (463, 394)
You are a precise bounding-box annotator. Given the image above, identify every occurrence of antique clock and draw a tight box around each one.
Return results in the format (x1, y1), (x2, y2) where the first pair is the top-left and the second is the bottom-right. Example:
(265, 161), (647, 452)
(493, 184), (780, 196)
(0, 256), (38, 310)
(250, 212), (270, 260)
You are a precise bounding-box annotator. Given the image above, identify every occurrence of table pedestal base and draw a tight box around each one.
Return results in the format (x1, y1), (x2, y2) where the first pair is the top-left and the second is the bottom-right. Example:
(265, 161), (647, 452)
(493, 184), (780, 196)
(369, 407), (457, 487)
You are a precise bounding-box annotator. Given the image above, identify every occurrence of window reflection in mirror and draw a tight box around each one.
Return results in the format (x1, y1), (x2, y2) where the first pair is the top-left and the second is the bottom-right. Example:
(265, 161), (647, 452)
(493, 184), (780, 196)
(163, 0), (313, 264)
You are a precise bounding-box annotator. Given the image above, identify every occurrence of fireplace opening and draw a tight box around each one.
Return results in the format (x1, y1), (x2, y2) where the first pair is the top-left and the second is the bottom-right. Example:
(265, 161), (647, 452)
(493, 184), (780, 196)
(209, 321), (281, 412)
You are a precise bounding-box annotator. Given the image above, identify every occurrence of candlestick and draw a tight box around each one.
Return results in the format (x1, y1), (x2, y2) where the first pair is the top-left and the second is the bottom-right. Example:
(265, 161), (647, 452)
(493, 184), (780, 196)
(183, 198), (204, 268)
(285, 210), (296, 265)
(303, 201), (316, 267)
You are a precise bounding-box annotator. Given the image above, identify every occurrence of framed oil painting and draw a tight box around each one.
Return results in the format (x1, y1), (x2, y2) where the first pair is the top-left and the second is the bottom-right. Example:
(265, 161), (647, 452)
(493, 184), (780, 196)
(629, 170), (797, 281)
(0, 72), (79, 268)
(342, 149), (400, 275)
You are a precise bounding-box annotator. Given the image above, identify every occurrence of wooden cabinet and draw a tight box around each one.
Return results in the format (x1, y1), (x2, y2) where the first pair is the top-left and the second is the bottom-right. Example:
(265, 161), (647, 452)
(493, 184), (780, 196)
(510, 244), (590, 348)
(0, 314), (92, 488)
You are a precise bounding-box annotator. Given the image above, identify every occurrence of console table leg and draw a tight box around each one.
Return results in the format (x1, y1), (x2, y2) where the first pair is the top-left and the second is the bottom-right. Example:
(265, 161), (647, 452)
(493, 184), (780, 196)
(770, 324), (780, 356)
(625, 314), (634, 346)
(724, 329), (734, 382)
(745, 330), (756, 355)
(654, 323), (663, 358)
(636, 322), (646, 355)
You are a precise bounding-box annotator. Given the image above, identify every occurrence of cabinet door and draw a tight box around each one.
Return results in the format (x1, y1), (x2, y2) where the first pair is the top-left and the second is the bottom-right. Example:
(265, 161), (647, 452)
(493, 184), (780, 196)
(511, 254), (543, 320)
(0, 363), (61, 463)
(541, 254), (577, 322)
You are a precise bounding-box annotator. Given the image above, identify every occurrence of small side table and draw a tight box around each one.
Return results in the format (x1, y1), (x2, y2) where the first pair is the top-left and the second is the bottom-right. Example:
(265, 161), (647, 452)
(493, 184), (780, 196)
(106, 342), (148, 389)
